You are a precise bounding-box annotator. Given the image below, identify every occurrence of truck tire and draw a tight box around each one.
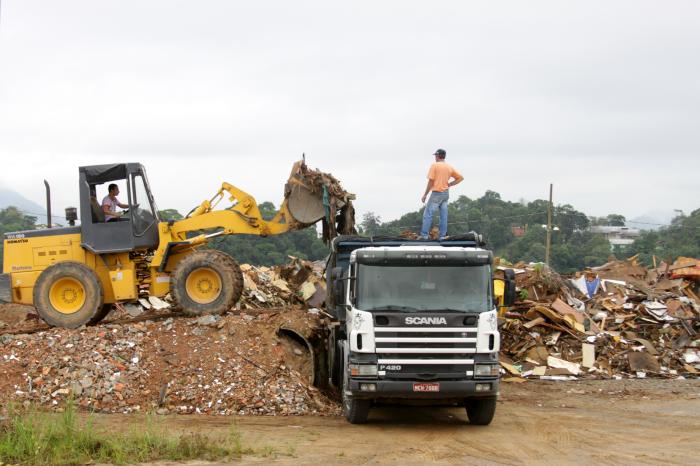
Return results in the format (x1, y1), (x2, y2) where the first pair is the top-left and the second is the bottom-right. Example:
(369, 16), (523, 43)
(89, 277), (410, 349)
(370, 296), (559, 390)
(341, 342), (371, 424)
(342, 376), (371, 424)
(465, 397), (497, 425)
(33, 262), (103, 329)
(171, 250), (243, 316)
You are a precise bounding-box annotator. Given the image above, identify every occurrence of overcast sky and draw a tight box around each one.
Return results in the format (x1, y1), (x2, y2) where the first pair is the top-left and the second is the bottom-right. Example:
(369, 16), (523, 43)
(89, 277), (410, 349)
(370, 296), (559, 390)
(0, 0), (698, 226)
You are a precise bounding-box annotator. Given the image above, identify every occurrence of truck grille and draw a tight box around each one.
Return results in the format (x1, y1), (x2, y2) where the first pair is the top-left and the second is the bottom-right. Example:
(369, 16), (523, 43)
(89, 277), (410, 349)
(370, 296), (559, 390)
(374, 321), (478, 378)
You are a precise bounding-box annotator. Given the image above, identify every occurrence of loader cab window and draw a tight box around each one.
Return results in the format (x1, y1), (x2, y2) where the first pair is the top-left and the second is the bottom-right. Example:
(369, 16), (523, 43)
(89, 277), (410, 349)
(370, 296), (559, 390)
(130, 172), (157, 236)
(101, 182), (129, 223)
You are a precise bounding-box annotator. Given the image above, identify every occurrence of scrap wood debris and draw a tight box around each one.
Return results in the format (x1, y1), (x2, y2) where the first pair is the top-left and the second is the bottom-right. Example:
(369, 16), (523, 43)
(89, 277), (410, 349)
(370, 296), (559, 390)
(239, 256), (328, 310)
(498, 255), (700, 381)
(286, 160), (356, 242)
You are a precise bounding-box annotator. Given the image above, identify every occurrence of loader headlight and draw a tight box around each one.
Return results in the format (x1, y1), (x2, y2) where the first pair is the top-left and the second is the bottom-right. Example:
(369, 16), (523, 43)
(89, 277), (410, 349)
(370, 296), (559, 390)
(349, 363), (378, 377)
(475, 364), (499, 378)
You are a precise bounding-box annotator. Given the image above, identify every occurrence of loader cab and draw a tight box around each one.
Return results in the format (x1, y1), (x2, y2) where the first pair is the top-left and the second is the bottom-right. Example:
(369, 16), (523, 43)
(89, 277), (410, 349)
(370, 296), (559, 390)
(78, 163), (160, 254)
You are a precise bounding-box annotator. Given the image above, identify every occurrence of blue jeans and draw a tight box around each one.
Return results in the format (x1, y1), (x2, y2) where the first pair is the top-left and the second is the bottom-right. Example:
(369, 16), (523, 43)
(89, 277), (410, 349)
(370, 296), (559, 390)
(421, 191), (449, 238)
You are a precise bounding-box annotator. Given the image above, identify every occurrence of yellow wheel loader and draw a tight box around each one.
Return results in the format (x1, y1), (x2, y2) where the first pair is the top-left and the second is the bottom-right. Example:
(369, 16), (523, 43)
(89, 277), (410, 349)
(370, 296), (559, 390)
(0, 161), (354, 328)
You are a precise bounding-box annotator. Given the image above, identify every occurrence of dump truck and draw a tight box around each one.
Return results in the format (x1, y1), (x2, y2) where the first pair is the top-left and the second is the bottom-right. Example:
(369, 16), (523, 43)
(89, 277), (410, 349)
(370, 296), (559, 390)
(324, 234), (515, 424)
(0, 160), (354, 328)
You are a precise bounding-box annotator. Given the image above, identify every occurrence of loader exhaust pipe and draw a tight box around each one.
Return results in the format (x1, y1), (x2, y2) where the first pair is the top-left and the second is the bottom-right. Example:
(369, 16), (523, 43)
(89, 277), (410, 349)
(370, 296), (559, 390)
(44, 179), (52, 228)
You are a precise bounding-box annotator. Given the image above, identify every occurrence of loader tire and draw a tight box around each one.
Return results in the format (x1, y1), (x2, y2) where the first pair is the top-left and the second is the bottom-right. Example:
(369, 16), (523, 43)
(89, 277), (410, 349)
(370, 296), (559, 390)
(171, 250), (243, 316)
(33, 261), (103, 329)
(88, 304), (113, 325)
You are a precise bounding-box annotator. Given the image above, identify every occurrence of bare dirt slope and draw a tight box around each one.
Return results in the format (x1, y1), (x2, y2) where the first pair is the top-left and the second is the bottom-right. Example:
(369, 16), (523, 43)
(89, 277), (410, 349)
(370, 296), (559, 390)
(105, 379), (700, 466)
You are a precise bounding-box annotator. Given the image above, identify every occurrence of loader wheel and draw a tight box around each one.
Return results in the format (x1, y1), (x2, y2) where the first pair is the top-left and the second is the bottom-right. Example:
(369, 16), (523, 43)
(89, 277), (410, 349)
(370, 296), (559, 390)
(33, 262), (103, 329)
(171, 250), (243, 316)
(88, 304), (113, 325)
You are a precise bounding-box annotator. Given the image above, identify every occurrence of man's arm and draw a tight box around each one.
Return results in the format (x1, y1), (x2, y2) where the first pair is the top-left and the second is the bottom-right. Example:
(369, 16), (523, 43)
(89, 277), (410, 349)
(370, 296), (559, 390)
(117, 201), (129, 209)
(421, 179), (433, 203)
(449, 173), (464, 187)
(102, 204), (120, 217)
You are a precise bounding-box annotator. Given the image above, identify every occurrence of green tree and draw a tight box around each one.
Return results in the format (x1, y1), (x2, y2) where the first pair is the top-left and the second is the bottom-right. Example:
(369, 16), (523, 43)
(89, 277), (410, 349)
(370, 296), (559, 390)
(158, 209), (184, 221)
(627, 209), (700, 265)
(359, 212), (382, 236)
(0, 206), (37, 267)
(606, 214), (626, 226)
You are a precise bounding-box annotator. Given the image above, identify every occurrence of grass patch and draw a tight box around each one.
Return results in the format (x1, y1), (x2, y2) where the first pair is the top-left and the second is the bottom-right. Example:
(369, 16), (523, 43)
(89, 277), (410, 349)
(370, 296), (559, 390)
(0, 401), (258, 465)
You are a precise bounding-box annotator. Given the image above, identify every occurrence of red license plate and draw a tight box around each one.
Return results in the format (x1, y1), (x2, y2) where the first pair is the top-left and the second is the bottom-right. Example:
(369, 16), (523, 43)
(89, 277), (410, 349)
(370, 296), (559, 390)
(413, 382), (440, 392)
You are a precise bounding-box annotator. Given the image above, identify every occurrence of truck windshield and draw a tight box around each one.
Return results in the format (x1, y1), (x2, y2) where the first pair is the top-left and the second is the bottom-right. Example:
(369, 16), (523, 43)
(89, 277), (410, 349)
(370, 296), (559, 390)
(356, 264), (491, 313)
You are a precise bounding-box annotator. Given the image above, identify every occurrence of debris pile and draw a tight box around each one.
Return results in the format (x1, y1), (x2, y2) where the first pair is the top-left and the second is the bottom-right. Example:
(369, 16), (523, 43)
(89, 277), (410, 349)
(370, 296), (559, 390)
(91, 257), (328, 320)
(238, 257), (328, 310)
(285, 160), (356, 242)
(0, 256), (336, 415)
(0, 308), (338, 416)
(499, 256), (700, 381)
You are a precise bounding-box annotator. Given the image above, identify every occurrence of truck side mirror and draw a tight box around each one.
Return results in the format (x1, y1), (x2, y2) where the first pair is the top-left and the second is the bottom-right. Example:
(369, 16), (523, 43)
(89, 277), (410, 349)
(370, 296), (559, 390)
(503, 269), (516, 307)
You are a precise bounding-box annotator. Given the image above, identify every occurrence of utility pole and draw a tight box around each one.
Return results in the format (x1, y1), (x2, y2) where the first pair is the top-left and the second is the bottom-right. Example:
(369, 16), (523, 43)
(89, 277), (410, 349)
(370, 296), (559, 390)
(545, 183), (553, 265)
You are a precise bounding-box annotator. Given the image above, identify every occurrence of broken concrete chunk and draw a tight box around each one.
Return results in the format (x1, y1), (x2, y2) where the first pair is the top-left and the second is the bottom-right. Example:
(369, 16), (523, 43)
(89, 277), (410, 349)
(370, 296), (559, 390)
(123, 303), (144, 317)
(547, 356), (581, 375)
(138, 298), (152, 309)
(148, 296), (170, 310)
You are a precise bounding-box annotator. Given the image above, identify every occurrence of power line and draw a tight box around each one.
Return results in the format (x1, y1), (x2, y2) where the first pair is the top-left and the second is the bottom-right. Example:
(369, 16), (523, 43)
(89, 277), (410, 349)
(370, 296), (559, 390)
(8, 208), (69, 220)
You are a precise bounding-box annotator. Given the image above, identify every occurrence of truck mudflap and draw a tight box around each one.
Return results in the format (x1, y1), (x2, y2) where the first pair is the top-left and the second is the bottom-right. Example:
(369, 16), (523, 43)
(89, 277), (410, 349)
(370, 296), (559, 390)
(0, 274), (11, 303)
(348, 378), (499, 400)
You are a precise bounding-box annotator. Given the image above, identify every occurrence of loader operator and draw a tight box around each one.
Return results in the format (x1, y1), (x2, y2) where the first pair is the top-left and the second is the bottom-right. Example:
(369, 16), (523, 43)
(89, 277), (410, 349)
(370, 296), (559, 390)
(102, 183), (129, 222)
(420, 148), (463, 240)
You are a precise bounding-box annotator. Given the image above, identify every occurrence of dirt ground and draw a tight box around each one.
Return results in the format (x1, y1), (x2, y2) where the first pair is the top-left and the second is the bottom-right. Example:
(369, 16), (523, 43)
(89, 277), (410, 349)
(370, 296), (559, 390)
(88, 378), (700, 466)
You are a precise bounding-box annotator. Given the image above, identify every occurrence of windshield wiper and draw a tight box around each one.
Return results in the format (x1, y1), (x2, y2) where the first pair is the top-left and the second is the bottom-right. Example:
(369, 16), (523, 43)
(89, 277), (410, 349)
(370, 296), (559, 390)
(365, 305), (419, 312)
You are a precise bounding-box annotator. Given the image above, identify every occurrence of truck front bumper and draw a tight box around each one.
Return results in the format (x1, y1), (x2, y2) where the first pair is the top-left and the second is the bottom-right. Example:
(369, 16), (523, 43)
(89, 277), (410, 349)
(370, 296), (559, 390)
(0, 274), (11, 303)
(349, 378), (499, 400)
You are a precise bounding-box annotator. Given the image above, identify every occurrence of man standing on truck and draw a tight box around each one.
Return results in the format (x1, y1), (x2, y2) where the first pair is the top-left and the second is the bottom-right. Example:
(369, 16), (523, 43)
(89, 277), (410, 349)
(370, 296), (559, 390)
(420, 148), (464, 239)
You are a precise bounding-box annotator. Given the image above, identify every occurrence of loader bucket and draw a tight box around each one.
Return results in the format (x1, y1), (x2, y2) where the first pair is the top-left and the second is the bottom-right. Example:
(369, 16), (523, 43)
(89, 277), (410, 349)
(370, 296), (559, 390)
(283, 159), (356, 241)
(286, 166), (326, 225)
(285, 160), (347, 225)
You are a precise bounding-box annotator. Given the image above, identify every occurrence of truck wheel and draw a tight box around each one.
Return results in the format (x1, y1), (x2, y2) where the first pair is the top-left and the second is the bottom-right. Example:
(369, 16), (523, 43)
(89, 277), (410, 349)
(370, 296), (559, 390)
(342, 372), (371, 424)
(171, 250), (243, 316)
(33, 262), (103, 329)
(465, 397), (497, 425)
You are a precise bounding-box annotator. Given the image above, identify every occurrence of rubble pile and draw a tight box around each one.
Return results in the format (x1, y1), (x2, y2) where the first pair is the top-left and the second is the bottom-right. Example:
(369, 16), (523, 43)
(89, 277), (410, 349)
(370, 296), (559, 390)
(238, 257), (328, 310)
(500, 256), (700, 381)
(287, 160), (356, 242)
(0, 308), (338, 415)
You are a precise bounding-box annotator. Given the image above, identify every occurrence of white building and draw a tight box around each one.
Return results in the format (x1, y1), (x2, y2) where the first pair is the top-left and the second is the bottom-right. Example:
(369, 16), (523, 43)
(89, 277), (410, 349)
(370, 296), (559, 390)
(590, 225), (641, 247)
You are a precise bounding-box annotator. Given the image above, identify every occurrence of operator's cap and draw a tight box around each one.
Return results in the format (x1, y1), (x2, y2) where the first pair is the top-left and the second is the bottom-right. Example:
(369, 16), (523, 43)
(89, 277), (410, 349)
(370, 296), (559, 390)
(433, 148), (446, 157)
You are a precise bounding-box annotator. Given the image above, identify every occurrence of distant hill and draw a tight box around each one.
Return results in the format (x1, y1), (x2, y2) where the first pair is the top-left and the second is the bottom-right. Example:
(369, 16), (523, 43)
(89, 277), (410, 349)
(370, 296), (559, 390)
(0, 188), (49, 224)
(627, 209), (679, 231)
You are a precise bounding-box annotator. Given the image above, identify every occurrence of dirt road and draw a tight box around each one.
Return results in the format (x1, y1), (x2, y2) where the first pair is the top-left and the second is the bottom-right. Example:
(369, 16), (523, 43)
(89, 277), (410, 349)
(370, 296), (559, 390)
(102, 379), (700, 465)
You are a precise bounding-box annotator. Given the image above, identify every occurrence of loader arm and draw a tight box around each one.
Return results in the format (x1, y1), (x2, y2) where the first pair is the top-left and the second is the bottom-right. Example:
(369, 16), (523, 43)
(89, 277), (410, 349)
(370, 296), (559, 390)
(175, 182), (300, 238)
(151, 182), (305, 271)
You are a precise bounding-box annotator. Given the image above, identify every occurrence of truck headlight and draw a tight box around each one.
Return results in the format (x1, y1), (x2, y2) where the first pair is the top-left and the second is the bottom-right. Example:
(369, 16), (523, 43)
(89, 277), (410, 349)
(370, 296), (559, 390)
(475, 364), (499, 377)
(349, 363), (378, 377)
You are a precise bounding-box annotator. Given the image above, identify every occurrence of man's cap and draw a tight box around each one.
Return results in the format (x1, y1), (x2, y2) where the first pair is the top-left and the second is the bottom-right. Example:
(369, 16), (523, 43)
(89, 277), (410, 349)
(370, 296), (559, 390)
(433, 148), (446, 157)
